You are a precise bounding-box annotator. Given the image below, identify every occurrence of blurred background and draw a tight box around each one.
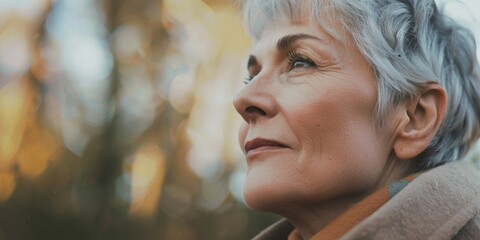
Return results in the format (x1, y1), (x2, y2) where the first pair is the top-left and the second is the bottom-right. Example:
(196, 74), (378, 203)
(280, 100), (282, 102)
(0, 0), (479, 239)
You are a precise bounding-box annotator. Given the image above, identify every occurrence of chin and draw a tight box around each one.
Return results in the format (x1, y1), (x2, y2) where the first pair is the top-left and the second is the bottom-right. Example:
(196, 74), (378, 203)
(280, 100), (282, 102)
(242, 179), (291, 212)
(243, 187), (274, 212)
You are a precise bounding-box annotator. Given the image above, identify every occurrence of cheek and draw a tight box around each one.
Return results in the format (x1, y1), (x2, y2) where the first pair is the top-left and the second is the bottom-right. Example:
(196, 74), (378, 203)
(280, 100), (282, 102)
(284, 85), (384, 192)
(297, 93), (380, 165)
(285, 90), (366, 155)
(294, 82), (376, 146)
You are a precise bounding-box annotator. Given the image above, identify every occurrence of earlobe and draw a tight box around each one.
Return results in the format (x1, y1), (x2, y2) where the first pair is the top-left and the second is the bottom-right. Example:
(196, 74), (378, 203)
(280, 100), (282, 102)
(393, 84), (447, 160)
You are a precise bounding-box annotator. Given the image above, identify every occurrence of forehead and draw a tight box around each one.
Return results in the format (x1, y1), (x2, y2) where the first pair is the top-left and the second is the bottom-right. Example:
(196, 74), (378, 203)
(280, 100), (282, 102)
(249, 20), (344, 55)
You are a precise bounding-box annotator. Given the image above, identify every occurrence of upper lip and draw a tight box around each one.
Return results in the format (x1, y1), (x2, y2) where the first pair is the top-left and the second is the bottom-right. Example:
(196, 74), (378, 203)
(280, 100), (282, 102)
(244, 138), (289, 153)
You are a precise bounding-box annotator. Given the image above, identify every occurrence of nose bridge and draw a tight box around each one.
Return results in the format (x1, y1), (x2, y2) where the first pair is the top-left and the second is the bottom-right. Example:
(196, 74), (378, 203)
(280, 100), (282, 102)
(233, 77), (278, 122)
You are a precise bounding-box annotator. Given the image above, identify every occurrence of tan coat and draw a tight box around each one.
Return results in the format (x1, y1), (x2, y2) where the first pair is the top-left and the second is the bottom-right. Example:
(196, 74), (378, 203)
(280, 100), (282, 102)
(253, 160), (480, 240)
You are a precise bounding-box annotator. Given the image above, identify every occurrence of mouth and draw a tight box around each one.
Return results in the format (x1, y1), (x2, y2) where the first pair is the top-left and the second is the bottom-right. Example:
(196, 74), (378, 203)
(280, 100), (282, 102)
(244, 138), (289, 157)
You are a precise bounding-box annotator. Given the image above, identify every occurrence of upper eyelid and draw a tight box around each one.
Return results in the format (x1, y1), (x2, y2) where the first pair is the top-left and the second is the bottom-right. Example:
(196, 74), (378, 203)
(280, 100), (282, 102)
(290, 48), (341, 69)
(245, 44), (333, 75)
(246, 51), (313, 73)
(286, 40), (340, 64)
(288, 51), (313, 61)
(287, 51), (311, 60)
(244, 52), (315, 83)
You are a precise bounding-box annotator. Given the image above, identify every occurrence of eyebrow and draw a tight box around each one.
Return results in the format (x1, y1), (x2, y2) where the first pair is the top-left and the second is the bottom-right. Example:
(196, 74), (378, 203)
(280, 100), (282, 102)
(276, 33), (324, 51)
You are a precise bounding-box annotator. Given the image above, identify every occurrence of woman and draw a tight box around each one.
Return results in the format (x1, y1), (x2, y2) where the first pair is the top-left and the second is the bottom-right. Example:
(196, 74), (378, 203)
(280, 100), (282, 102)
(233, 0), (480, 239)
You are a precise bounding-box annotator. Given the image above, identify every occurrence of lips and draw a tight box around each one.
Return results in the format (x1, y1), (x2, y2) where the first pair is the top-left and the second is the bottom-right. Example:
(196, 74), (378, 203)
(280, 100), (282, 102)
(244, 138), (289, 157)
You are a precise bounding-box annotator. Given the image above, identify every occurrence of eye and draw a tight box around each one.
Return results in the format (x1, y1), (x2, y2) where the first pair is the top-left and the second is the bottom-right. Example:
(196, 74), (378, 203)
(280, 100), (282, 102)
(287, 52), (316, 71)
(293, 61), (312, 68)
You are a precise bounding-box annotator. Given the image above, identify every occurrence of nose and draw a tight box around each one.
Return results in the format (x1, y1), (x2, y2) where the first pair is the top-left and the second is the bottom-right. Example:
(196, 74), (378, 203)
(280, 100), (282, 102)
(233, 78), (278, 123)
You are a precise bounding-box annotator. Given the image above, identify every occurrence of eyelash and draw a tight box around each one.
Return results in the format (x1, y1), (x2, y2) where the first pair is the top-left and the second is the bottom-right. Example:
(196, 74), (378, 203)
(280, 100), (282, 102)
(243, 52), (316, 84)
(244, 75), (254, 84)
(287, 52), (316, 70)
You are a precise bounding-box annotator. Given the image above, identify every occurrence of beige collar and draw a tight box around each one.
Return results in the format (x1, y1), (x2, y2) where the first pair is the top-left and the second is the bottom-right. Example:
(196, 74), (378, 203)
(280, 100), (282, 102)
(252, 161), (480, 240)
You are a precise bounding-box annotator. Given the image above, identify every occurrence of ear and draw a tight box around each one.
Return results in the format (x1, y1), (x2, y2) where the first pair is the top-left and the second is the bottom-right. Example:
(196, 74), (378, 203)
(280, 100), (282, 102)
(393, 83), (447, 160)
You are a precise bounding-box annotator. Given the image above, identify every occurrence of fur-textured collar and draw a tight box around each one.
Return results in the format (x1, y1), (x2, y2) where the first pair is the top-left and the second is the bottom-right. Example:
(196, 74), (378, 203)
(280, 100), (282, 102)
(252, 160), (480, 240)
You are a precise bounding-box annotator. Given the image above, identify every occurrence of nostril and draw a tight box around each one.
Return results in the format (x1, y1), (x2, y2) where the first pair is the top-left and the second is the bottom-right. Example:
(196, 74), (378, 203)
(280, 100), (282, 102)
(245, 106), (267, 116)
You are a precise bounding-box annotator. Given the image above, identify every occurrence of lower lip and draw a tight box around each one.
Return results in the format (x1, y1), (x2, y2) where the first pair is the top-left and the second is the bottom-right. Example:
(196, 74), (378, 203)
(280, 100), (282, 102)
(246, 146), (288, 159)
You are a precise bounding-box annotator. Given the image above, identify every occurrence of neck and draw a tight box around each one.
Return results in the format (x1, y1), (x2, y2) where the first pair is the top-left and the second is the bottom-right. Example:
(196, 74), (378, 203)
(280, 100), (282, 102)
(278, 157), (411, 239)
(278, 190), (372, 239)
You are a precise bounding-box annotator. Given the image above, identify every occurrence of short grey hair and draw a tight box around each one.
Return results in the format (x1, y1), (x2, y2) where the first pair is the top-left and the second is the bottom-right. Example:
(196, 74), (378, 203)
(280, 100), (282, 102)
(241, 0), (480, 171)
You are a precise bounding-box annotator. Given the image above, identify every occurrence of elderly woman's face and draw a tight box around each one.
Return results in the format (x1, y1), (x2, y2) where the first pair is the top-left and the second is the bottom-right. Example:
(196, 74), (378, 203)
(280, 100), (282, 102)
(234, 19), (395, 211)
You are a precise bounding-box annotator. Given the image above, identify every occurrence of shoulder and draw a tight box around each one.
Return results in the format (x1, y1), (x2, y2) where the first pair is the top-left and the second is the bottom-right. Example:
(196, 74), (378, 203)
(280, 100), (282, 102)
(342, 160), (480, 240)
(454, 211), (480, 240)
(449, 160), (480, 239)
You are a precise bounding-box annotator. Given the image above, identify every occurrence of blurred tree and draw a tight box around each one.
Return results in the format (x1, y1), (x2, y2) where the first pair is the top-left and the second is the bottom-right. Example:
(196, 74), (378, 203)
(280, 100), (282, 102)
(0, 0), (279, 239)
